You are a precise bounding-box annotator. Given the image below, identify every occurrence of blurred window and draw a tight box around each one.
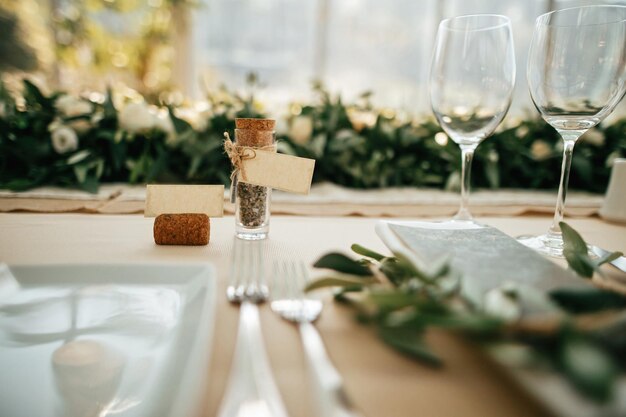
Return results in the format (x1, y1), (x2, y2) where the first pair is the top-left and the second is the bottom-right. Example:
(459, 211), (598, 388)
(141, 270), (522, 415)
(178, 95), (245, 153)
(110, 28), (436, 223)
(192, 0), (626, 116)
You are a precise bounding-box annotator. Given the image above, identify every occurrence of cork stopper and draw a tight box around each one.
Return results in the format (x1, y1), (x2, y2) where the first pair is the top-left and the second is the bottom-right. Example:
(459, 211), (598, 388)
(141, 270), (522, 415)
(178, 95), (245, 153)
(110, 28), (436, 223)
(153, 214), (210, 246)
(235, 130), (274, 147)
(235, 118), (276, 147)
(235, 118), (276, 131)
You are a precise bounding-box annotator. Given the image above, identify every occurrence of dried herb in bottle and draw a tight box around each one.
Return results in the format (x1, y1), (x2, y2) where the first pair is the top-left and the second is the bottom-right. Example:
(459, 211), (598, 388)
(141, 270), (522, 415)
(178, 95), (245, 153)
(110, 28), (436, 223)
(230, 118), (276, 239)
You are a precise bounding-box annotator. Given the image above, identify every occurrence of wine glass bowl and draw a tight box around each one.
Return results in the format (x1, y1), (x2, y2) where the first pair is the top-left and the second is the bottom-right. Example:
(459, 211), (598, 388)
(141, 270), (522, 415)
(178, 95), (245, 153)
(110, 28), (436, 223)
(519, 5), (626, 257)
(430, 14), (516, 221)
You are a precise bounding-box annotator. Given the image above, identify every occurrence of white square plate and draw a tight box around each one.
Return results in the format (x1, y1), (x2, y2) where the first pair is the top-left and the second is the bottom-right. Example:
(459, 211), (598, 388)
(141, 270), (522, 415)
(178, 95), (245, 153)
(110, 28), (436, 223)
(0, 263), (216, 417)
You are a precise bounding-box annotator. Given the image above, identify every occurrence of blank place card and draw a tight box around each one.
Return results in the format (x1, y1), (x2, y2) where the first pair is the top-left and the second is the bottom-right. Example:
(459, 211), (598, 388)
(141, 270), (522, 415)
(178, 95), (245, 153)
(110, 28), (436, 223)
(145, 185), (224, 217)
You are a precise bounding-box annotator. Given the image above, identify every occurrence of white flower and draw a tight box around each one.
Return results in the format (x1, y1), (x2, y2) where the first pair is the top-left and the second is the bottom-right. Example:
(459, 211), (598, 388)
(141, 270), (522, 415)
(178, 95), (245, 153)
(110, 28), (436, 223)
(606, 151), (620, 168)
(275, 116), (289, 135)
(581, 128), (605, 147)
(226, 108), (237, 120)
(213, 104), (227, 115)
(515, 125), (529, 138)
(51, 126), (79, 154)
(347, 109), (377, 132)
(504, 116), (523, 129)
(434, 132), (448, 146)
(91, 111), (104, 125)
(531, 140), (552, 160)
(212, 89), (234, 105)
(335, 129), (354, 141)
(175, 107), (209, 131)
(69, 119), (92, 134)
(483, 285), (521, 323)
(55, 94), (92, 117)
(289, 115), (314, 144)
(48, 118), (63, 132)
(154, 109), (175, 139)
(118, 102), (156, 133)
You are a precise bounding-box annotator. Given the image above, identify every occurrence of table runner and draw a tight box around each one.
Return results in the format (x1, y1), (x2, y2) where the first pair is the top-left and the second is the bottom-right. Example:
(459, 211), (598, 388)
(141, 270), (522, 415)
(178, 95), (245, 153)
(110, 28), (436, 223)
(0, 182), (604, 217)
(1, 213), (624, 417)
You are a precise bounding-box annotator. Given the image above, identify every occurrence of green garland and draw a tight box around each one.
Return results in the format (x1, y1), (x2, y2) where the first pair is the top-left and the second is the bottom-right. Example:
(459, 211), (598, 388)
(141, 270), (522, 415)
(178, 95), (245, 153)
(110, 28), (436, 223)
(0, 78), (624, 193)
(305, 223), (625, 403)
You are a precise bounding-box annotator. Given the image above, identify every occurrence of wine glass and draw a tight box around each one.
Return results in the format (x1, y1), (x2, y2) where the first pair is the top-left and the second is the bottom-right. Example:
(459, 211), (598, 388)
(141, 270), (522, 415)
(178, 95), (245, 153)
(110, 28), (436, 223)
(518, 5), (626, 257)
(430, 14), (516, 222)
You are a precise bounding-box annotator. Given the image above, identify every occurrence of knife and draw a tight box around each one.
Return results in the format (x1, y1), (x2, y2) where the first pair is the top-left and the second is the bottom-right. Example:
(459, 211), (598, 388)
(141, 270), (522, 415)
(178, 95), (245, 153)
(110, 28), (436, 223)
(590, 245), (626, 273)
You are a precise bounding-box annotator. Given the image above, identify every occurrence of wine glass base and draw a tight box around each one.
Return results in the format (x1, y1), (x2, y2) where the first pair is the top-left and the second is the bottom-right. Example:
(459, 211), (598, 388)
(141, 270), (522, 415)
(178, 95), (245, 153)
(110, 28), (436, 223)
(429, 217), (487, 229)
(517, 233), (564, 258)
(449, 218), (485, 227)
(453, 208), (473, 222)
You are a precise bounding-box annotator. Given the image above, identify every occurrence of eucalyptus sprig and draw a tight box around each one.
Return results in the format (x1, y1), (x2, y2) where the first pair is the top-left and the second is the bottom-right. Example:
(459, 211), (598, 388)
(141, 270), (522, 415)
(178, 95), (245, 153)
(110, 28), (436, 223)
(306, 234), (626, 403)
(560, 221), (623, 278)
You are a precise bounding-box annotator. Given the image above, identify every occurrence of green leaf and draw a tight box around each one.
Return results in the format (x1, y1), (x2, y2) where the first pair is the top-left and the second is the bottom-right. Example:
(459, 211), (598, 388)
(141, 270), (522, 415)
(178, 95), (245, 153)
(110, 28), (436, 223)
(0, 178), (40, 191)
(560, 334), (617, 402)
(103, 87), (117, 119)
(22, 79), (49, 108)
(368, 290), (420, 310)
(187, 155), (203, 178)
(560, 222), (588, 255)
(67, 150), (90, 165)
(388, 311), (501, 334)
(168, 106), (193, 135)
(391, 252), (442, 285)
(73, 165), (87, 184)
(592, 314), (626, 366)
(563, 250), (595, 278)
(494, 283), (563, 317)
(549, 287), (626, 314)
(305, 275), (375, 292)
(483, 287), (521, 322)
(379, 326), (442, 367)
(333, 286), (363, 302)
(560, 222), (602, 278)
(379, 257), (414, 285)
(484, 157), (500, 189)
(78, 175), (99, 193)
(351, 244), (385, 261)
(94, 158), (104, 179)
(313, 252), (372, 276)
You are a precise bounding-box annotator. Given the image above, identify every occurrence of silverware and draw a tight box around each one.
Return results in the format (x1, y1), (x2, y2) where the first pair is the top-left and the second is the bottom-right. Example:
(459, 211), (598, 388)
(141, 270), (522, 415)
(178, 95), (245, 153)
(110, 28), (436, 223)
(218, 239), (288, 417)
(226, 238), (269, 303)
(272, 260), (362, 417)
(589, 245), (626, 274)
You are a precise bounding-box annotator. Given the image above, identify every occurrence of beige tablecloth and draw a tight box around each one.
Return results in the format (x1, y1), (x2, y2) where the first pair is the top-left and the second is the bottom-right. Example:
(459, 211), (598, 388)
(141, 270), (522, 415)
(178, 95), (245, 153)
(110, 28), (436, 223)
(1, 213), (625, 417)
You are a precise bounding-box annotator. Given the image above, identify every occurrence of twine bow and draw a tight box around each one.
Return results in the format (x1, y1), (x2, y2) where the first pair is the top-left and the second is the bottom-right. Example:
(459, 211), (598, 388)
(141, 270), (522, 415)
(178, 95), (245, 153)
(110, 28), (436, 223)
(223, 132), (256, 183)
(223, 132), (276, 203)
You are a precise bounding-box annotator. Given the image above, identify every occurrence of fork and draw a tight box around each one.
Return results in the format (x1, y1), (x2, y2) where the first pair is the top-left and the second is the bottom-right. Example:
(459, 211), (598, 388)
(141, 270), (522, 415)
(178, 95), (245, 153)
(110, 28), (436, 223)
(217, 239), (288, 417)
(272, 260), (362, 417)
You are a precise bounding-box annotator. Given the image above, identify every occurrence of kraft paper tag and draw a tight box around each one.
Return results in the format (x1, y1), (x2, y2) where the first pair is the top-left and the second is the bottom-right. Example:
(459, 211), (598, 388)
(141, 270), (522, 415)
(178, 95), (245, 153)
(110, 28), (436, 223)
(145, 185), (224, 217)
(238, 150), (315, 194)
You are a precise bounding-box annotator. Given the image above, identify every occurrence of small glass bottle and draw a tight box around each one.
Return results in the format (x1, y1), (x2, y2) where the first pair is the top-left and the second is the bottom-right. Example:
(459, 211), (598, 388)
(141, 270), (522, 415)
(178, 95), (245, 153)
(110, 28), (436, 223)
(233, 118), (276, 240)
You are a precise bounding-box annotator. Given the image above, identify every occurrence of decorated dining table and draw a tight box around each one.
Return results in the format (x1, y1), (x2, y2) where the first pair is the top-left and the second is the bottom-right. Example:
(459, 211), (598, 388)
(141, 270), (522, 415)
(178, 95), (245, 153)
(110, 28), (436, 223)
(0, 212), (625, 417)
(1, 119), (625, 417)
(1, 4), (626, 417)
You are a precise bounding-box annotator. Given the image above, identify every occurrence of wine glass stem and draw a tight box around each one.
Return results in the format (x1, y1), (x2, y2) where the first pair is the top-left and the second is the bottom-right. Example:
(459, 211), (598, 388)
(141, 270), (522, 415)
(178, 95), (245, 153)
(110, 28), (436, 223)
(456, 145), (477, 221)
(548, 138), (577, 237)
